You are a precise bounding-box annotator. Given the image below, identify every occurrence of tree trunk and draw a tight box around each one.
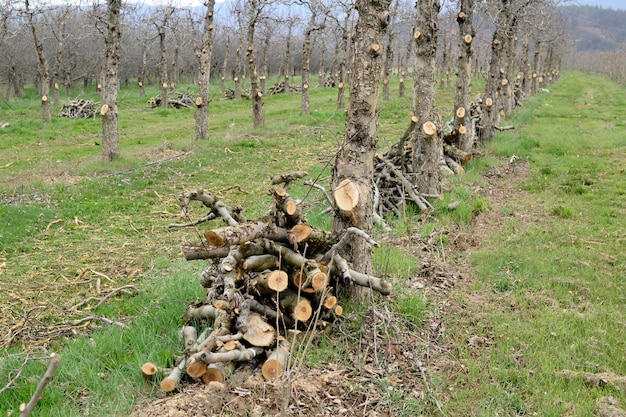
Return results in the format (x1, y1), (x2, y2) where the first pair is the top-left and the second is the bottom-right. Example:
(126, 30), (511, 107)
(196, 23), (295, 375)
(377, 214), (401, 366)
(246, 0), (264, 128)
(282, 21), (293, 92)
(25, 0), (51, 122)
(480, 1), (508, 142)
(399, 36), (412, 98)
(159, 30), (168, 109)
(331, 0), (390, 298)
(220, 36), (230, 95)
(261, 28), (271, 95)
(194, 0), (216, 140)
(520, 37), (530, 97)
(453, 0), (474, 152)
(336, 16), (350, 110)
(234, 34), (243, 98)
(301, 19), (313, 115)
(301, 10), (323, 115)
(381, 3), (395, 102)
(532, 39), (542, 96)
(139, 41), (148, 99)
(101, 0), (121, 162)
(411, 0), (441, 196)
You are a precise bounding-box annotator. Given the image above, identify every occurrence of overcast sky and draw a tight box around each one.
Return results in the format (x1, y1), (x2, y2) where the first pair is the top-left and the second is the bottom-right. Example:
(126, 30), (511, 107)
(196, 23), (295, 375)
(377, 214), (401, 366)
(572, 0), (626, 9)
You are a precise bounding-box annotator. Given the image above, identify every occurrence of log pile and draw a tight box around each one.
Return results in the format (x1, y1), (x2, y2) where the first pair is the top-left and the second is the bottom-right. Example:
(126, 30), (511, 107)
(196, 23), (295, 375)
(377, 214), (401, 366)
(58, 99), (98, 119)
(149, 91), (195, 108)
(222, 89), (251, 100)
(153, 172), (391, 392)
(267, 81), (300, 95)
(371, 96), (489, 220)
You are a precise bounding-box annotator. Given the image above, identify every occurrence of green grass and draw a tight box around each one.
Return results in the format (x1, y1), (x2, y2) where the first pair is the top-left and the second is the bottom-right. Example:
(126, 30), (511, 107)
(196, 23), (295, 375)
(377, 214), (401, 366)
(439, 73), (626, 416)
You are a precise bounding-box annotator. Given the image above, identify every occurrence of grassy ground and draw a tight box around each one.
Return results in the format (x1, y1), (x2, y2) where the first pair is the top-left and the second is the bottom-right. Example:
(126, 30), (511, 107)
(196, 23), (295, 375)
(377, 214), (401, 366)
(438, 73), (626, 416)
(0, 72), (624, 416)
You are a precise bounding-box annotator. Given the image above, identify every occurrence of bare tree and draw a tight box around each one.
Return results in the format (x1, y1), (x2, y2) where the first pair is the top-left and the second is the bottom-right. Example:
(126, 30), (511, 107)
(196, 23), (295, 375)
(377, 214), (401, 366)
(331, 0), (390, 297)
(382, 0), (398, 101)
(327, 0), (352, 110)
(24, 0), (52, 122)
(243, 0), (267, 128)
(153, 6), (176, 108)
(281, 14), (298, 92)
(194, 0), (216, 140)
(452, 0), (475, 152)
(411, 0), (442, 196)
(101, 0), (121, 161)
(49, 6), (72, 106)
(300, 0), (326, 115)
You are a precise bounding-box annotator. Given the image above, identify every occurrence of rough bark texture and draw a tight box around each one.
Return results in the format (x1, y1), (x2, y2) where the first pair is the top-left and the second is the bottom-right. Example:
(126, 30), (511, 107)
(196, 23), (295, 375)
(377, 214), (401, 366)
(381, 1), (397, 101)
(301, 13), (316, 115)
(25, 0), (51, 122)
(331, 0), (391, 298)
(194, 0), (216, 140)
(453, 0), (475, 153)
(101, 0), (121, 161)
(158, 23), (169, 109)
(411, 0), (442, 196)
(246, 0), (264, 128)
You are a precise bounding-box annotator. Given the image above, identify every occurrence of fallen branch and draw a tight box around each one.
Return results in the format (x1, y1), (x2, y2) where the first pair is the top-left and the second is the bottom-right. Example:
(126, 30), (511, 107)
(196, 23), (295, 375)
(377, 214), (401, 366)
(19, 353), (61, 417)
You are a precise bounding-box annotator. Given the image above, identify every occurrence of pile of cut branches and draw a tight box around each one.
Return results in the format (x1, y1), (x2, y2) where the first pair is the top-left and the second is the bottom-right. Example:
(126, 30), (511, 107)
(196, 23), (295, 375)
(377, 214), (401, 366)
(148, 172), (391, 392)
(267, 81), (300, 95)
(58, 99), (98, 119)
(149, 91), (195, 109)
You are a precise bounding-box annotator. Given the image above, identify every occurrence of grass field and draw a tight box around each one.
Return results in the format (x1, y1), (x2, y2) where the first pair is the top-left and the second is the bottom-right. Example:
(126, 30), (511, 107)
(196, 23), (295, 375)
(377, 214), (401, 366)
(0, 72), (624, 416)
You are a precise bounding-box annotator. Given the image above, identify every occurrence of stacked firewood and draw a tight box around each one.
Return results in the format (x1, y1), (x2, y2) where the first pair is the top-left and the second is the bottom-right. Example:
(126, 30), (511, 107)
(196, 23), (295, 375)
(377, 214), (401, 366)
(372, 113), (478, 220)
(147, 172), (391, 392)
(267, 81), (301, 95)
(58, 99), (98, 119)
(149, 91), (195, 109)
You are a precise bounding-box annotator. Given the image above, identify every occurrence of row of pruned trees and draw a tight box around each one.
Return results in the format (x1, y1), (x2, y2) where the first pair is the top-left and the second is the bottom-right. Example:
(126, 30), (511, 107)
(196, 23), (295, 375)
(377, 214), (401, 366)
(0, 0), (568, 106)
(1, 0), (568, 290)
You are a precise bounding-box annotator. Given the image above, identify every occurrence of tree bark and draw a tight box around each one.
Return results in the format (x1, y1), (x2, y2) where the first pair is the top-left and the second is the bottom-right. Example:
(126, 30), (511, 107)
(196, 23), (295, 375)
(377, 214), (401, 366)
(246, 0), (264, 128)
(25, 0), (51, 122)
(101, 0), (121, 161)
(453, 0), (474, 153)
(301, 9), (324, 115)
(331, 0), (391, 298)
(381, 0), (397, 101)
(194, 0), (216, 140)
(411, 0), (442, 196)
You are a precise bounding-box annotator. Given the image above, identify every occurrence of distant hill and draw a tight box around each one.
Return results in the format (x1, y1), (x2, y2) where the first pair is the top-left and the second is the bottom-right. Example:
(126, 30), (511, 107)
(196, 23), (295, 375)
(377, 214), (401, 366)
(563, 5), (626, 51)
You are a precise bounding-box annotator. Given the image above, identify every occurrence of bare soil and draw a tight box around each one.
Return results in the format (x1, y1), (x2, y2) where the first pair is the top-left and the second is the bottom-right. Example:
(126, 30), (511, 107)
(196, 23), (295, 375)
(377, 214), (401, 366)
(130, 159), (533, 417)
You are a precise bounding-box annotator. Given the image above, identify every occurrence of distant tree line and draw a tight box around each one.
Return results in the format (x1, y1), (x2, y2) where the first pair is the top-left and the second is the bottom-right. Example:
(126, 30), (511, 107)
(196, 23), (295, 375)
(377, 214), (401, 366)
(0, 0), (570, 102)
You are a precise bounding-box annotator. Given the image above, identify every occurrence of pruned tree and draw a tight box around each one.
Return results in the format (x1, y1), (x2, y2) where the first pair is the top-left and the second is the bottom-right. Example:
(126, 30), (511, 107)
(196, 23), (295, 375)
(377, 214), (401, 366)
(243, 0), (267, 128)
(411, 0), (442, 196)
(452, 0), (475, 152)
(478, 0), (553, 141)
(49, 6), (72, 106)
(331, 0), (391, 297)
(194, 0), (216, 140)
(327, 0), (352, 110)
(299, 0), (327, 115)
(101, 0), (121, 161)
(280, 14), (297, 92)
(153, 6), (176, 109)
(24, 0), (52, 122)
(382, 0), (398, 101)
